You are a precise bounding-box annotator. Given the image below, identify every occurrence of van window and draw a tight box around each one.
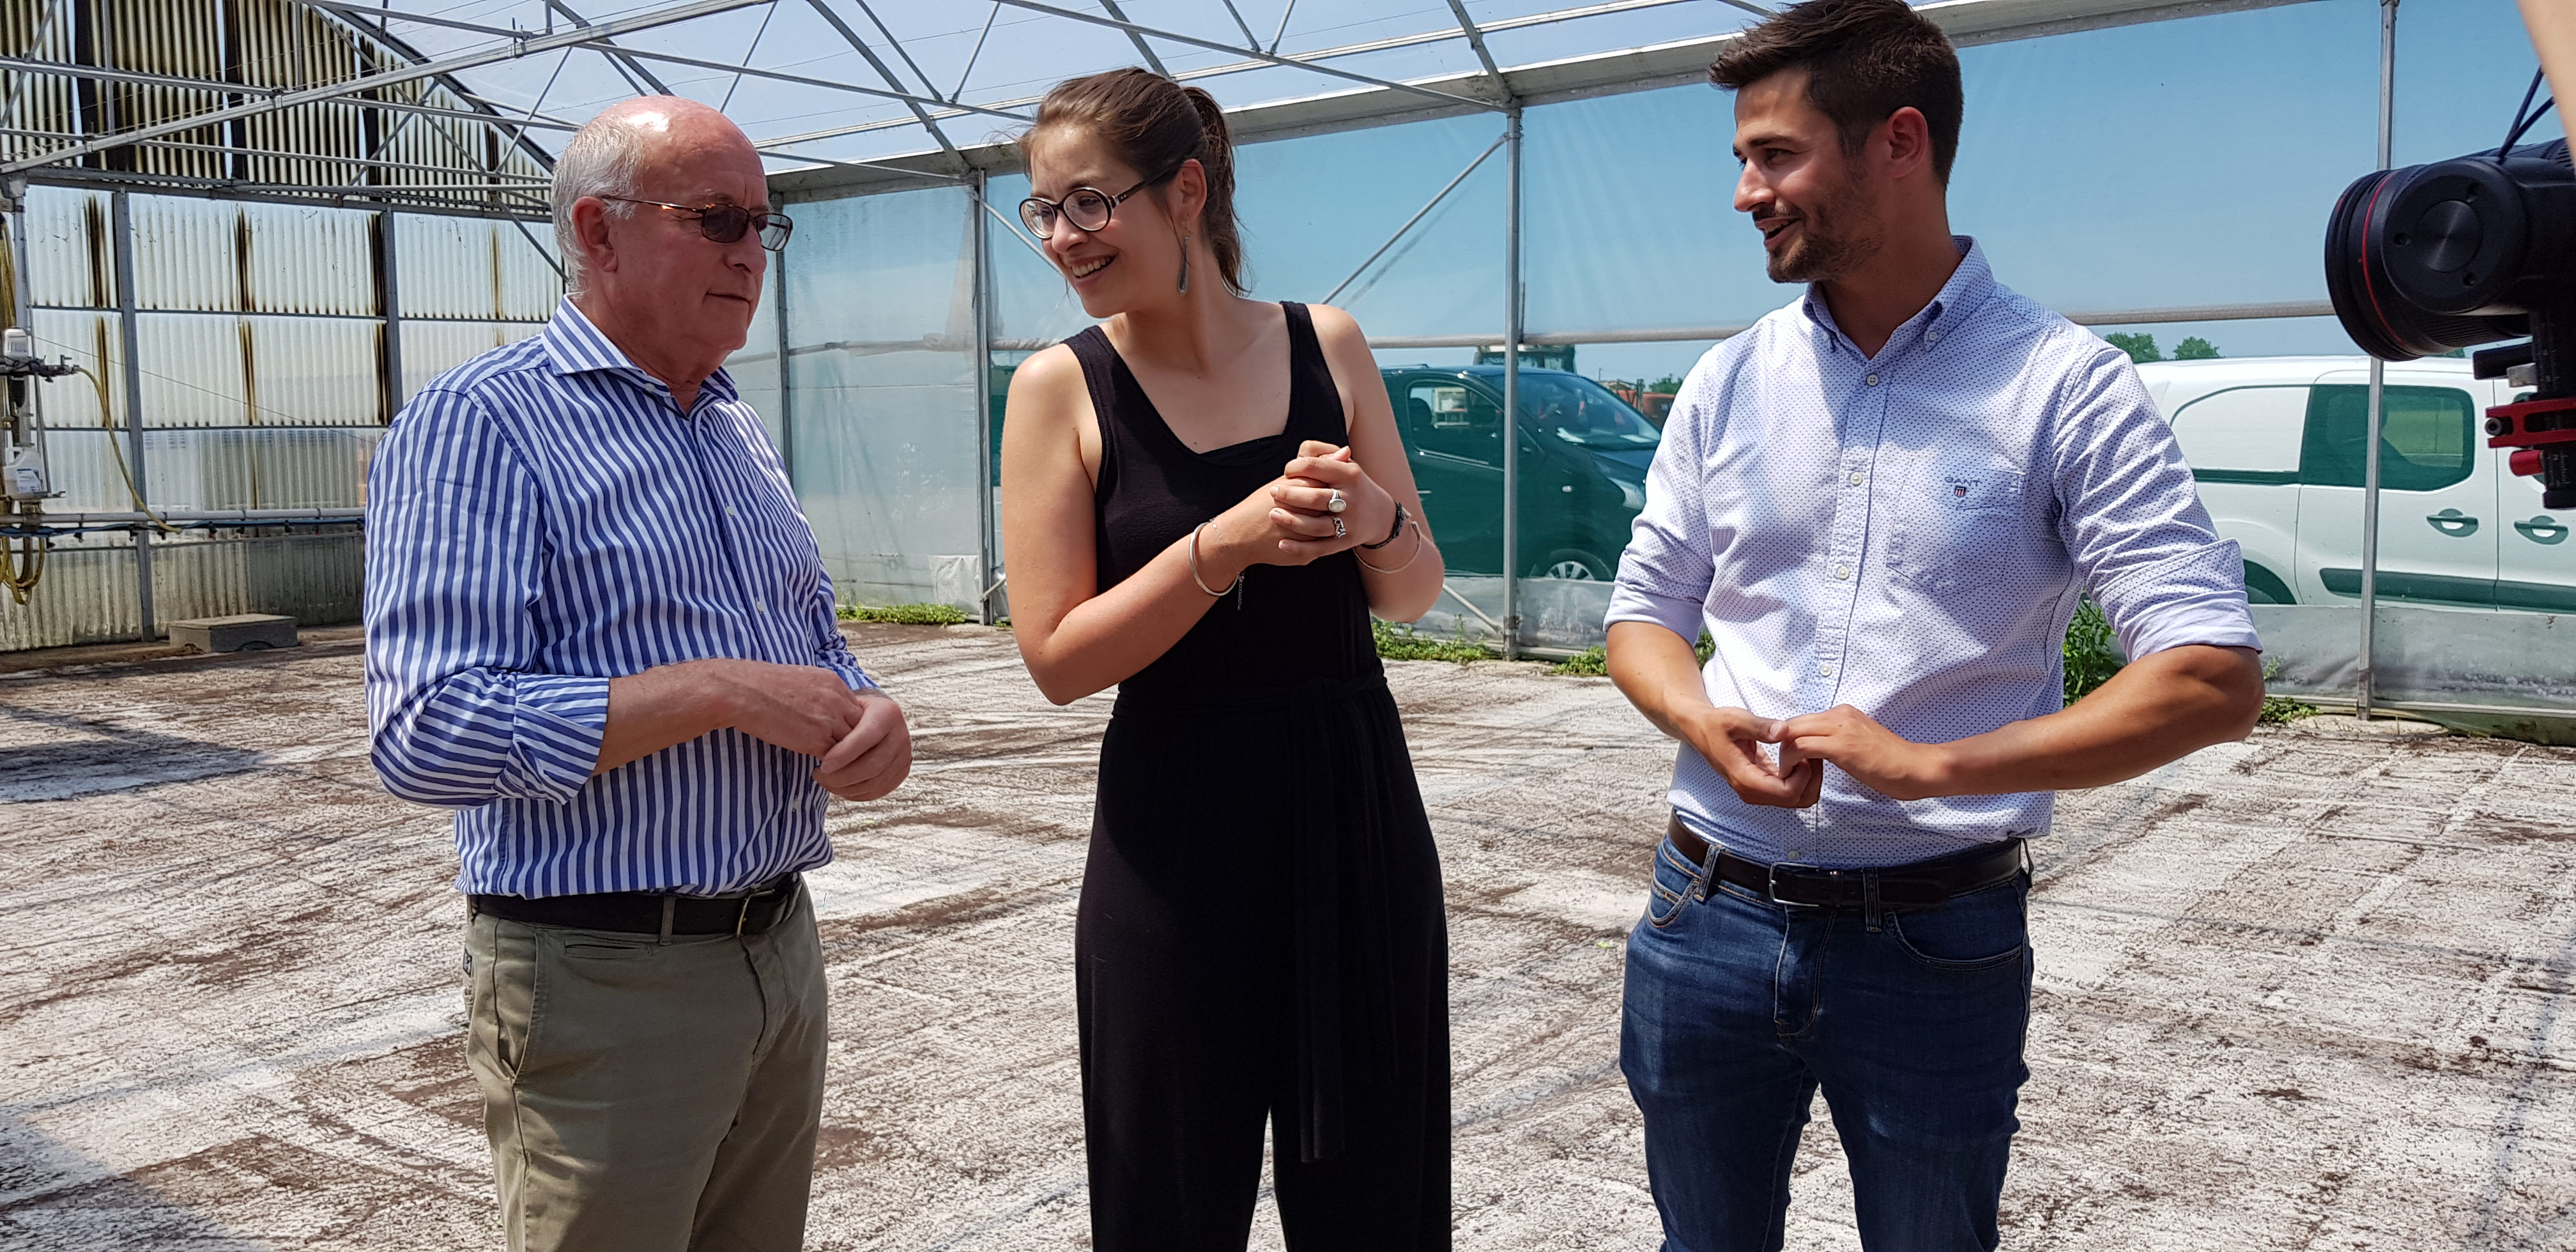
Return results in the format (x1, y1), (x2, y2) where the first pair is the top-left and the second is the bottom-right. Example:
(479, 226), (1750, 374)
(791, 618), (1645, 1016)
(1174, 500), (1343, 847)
(2300, 385), (2476, 491)
(2168, 386), (2305, 484)
(1407, 381), (1499, 466)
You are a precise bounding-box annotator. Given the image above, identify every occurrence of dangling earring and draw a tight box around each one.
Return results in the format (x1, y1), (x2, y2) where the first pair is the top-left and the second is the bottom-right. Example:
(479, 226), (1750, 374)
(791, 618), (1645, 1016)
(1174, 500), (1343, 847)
(1177, 233), (1192, 294)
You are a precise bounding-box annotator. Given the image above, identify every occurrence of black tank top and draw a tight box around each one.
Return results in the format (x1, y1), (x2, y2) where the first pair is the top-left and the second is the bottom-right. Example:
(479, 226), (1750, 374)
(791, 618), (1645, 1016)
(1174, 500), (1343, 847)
(1071, 302), (1381, 700)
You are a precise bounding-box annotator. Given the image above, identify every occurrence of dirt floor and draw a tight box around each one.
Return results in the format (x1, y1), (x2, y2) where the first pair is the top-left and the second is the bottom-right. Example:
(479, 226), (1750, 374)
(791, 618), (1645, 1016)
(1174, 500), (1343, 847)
(1, 622), (2570, 1251)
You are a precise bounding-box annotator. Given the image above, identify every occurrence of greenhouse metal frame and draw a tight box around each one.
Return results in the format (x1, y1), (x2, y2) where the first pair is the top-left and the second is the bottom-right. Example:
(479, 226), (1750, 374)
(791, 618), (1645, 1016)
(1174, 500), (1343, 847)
(4, 0), (2558, 728)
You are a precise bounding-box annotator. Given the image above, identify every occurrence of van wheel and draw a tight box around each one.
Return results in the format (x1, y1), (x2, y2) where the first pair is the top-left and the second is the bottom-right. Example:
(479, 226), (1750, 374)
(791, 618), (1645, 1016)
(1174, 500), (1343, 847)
(2244, 563), (2295, 605)
(1534, 549), (1613, 581)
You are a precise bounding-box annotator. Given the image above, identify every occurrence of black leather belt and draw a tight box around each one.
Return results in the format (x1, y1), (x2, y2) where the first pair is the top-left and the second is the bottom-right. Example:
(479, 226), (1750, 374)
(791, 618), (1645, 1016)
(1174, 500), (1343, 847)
(1666, 817), (2023, 910)
(469, 874), (802, 937)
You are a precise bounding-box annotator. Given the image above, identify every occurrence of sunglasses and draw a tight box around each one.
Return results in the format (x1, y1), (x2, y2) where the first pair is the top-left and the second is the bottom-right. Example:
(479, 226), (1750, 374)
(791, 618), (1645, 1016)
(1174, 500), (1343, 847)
(599, 195), (794, 250)
(1017, 165), (1181, 240)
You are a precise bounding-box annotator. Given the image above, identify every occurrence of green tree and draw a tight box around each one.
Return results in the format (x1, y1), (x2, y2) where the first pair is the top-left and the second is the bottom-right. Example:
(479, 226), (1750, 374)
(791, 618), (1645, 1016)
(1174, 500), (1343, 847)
(2172, 336), (2221, 360)
(1650, 375), (1685, 393)
(2104, 332), (2162, 363)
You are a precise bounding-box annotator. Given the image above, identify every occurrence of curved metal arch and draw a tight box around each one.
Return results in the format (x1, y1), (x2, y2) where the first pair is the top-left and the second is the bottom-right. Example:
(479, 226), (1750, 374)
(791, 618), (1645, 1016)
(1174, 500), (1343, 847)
(302, 1), (562, 173)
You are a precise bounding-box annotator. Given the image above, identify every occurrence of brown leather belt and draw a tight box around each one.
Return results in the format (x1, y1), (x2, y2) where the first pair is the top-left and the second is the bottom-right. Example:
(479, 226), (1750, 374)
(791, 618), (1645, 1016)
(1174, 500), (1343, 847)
(469, 874), (802, 937)
(1666, 817), (2024, 910)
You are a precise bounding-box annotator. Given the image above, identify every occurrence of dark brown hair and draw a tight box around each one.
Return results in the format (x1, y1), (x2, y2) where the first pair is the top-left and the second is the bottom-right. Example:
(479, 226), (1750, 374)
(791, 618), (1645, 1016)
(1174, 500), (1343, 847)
(1708, 0), (1964, 185)
(1020, 68), (1247, 294)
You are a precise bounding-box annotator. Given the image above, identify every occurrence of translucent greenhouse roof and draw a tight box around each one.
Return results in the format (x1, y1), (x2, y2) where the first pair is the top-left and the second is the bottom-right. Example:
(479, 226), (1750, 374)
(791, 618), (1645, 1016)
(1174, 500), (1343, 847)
(183, 0), (2309, 188)
(325, 0), (1786, 172)
(0, 0), (2327, 216)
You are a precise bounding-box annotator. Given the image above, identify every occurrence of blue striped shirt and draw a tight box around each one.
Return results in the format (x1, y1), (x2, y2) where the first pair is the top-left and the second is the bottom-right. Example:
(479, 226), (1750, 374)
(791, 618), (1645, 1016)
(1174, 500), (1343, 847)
(1608, 240), (2260, 867)
(364, 299), (873, 898)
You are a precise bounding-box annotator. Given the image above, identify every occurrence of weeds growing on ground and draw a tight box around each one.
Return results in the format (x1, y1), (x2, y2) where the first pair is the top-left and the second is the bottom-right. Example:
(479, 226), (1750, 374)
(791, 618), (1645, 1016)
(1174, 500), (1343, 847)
(1551, 646), (1609, 676)
(838, 602), (971, 625)
(1372, 618), (1492, 663)
(1550, 631), (1712, 677)
(2258, 661), (2320, 724)
(2062, 600), (2124, 703)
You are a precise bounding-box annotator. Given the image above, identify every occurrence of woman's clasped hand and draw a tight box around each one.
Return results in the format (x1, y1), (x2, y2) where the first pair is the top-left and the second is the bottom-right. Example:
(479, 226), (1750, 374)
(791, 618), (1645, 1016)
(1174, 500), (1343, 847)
(1262, 439), (1398, 561)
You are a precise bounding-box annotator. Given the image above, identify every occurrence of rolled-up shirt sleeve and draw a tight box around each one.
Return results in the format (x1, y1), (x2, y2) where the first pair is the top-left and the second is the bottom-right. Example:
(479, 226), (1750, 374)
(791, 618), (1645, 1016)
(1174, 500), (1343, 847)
(1607, 360), (1717, 643)
(2050, 345), (2263, 660)
(807, 565), (878, 694)
(364, 388), (608, 807)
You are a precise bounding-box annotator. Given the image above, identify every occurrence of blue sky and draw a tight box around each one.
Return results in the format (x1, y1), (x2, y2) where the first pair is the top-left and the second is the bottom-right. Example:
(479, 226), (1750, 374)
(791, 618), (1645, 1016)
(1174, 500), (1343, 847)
(682, 1), (2569, 383)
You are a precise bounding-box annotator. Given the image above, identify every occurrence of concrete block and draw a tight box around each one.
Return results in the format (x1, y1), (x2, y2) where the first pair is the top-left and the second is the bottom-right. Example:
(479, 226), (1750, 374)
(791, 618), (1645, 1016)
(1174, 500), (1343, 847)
(170, 613), (298, 653)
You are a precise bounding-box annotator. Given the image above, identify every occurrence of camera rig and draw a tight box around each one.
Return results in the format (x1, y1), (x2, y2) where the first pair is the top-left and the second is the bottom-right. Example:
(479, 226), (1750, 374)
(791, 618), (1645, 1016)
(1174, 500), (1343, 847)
(2326, 132), (2574, 508)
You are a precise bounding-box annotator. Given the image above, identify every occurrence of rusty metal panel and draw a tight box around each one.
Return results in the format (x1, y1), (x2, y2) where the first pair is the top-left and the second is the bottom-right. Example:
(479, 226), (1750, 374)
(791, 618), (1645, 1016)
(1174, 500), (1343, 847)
(148, 529), (365, 628)
(24, 186), (114, 310)
(240, 201), (376, 316)
(0, 537), (145, 651)
(26, 429), (133, 512)
(1, 0), (77, 172)
(130, 312), (380, 429)
(128, 193), (240, 312)
(245, 315), (382, 424)
(132, 427), (369, 510)
(399, 319), (542, 397)
(132, 312), (249, 428)
(22, 309), (122, 430)
(395, 214), (561, 321)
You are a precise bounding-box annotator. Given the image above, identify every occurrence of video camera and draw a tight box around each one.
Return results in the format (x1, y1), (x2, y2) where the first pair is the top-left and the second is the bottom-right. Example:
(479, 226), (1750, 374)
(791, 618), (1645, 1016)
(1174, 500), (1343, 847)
(2323, 79), (2573, 508)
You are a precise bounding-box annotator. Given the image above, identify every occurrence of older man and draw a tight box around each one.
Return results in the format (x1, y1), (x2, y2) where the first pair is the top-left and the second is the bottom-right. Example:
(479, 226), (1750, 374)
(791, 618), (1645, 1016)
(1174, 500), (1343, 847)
(365, 98), (908, 1251)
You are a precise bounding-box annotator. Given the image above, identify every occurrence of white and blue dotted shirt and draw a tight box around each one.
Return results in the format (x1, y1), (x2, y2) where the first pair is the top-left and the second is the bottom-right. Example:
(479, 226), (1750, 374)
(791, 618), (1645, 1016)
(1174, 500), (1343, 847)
(365, 299), (873, 898)
(1606, 238), (2260, 867)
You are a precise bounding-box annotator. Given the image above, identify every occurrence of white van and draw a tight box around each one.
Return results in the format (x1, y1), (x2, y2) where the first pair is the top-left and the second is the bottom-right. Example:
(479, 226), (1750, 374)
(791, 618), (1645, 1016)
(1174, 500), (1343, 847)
(2136, 356), (2569, 611)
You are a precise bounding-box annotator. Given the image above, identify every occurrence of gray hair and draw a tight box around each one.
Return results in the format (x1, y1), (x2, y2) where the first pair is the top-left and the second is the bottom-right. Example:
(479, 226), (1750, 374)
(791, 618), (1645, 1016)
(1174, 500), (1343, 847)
(551, 111), (653, 295)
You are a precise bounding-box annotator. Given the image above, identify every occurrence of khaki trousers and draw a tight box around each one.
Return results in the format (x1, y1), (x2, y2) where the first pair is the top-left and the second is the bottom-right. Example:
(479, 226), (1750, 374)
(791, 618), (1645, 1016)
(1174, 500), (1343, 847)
(462, 886), (828, 1252)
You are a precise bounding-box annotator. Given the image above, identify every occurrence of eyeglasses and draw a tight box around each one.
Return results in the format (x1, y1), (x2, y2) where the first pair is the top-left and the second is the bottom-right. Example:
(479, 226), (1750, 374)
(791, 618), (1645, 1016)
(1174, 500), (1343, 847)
(599, 195), (794, 250)
(1018, 166), (1179, 240)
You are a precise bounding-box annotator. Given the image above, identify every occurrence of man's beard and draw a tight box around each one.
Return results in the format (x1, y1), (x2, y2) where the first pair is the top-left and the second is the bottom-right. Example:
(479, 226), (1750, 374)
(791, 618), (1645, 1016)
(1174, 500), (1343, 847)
(1760, 177), (1883, 284)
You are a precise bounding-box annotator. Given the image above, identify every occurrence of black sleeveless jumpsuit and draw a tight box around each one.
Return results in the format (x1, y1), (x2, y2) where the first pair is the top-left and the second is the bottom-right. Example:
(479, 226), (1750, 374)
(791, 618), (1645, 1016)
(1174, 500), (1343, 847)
(1068, 302), (1450, 1249)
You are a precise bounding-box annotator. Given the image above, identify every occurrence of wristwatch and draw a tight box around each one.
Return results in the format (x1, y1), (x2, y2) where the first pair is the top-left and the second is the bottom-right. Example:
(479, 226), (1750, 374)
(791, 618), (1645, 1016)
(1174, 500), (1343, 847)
(1361, 503), (1410, 549)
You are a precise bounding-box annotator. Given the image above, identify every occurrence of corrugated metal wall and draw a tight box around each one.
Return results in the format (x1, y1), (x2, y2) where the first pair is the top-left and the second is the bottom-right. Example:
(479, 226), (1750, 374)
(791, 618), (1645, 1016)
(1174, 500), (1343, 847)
(9, 184), (555, 650)
(0, 0), (550, 216)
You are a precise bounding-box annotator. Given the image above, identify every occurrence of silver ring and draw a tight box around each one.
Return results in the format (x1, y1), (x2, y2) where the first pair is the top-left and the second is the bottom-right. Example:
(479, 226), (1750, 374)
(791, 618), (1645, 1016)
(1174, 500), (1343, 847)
(1327, 489), (1347, 514)
(1331, 515), (1347, 538)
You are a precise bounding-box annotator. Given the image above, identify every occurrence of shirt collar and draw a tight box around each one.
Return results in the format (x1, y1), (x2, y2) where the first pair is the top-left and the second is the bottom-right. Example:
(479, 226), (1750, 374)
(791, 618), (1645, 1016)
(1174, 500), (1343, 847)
(1798, 235), (1995, 356)
(539, 297), (740, 406)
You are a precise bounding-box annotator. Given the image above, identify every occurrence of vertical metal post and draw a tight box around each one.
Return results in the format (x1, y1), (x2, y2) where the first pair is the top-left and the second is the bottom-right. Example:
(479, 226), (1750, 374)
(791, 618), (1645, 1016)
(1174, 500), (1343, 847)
(970, 171), (999, 625)
(2358, 0), (2398, 719)
(774, 197), (795, 486)
(1499, 103), (1524, 659)
(111, 188), (155, 640)
(5, 180), (29, 330)
(378, 210), (404, 420)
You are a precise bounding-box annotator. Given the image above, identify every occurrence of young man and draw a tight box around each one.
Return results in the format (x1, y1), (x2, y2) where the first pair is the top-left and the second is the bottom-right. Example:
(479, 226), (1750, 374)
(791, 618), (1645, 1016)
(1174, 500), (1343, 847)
(1604, 2), (2264, 1249)
(365, 98), (911, 1251)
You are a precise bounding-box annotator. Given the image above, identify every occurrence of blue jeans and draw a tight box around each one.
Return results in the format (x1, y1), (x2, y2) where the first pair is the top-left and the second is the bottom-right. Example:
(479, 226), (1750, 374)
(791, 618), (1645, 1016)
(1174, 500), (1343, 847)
(1621, 833), (2034, 1252)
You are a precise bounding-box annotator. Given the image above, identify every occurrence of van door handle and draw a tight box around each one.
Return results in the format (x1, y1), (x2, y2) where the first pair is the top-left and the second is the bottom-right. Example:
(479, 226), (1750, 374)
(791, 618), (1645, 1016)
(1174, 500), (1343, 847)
(2426, 508), (2480, 536)
(2514, 515), (2568, 544)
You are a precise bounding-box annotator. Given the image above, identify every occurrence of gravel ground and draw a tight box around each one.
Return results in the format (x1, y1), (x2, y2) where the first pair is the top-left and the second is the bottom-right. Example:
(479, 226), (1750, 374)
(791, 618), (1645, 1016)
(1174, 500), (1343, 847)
(1, 622), (2570, 1250)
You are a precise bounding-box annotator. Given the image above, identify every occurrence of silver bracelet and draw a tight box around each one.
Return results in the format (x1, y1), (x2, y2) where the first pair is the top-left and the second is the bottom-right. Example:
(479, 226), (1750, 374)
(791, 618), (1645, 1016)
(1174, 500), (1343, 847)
(1188, 523), (1243, 597)
(1354, 518), (1426, 574)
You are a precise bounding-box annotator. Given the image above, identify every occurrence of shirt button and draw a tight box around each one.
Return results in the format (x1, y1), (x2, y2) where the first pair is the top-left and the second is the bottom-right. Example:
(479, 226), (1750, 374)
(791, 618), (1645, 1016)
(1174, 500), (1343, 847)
(726, 506), (739, 518)
(1927, 330), (1942, 343)
(1849, 471), (1865, 485)
(1865, 374), (1880, 386)
(1833, 565), (1850, 581)
(754, 600), (769, 613)
(1819, 662), (1835, 677)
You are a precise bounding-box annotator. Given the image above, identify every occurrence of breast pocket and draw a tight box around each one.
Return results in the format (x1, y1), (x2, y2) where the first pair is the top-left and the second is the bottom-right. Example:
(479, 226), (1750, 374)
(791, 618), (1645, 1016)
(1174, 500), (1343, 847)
(1887, 454), (2028, 595)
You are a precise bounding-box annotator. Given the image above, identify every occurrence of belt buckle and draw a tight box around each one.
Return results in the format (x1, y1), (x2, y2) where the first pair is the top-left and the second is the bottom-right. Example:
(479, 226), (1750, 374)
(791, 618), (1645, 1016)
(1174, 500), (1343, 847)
(736, 896), (751, 936)
(1767, 861), (1820, 909)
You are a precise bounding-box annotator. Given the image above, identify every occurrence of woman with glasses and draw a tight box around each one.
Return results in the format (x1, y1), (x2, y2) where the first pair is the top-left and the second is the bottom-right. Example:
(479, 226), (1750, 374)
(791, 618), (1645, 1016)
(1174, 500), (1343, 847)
(997, 66), (1451, 1251)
